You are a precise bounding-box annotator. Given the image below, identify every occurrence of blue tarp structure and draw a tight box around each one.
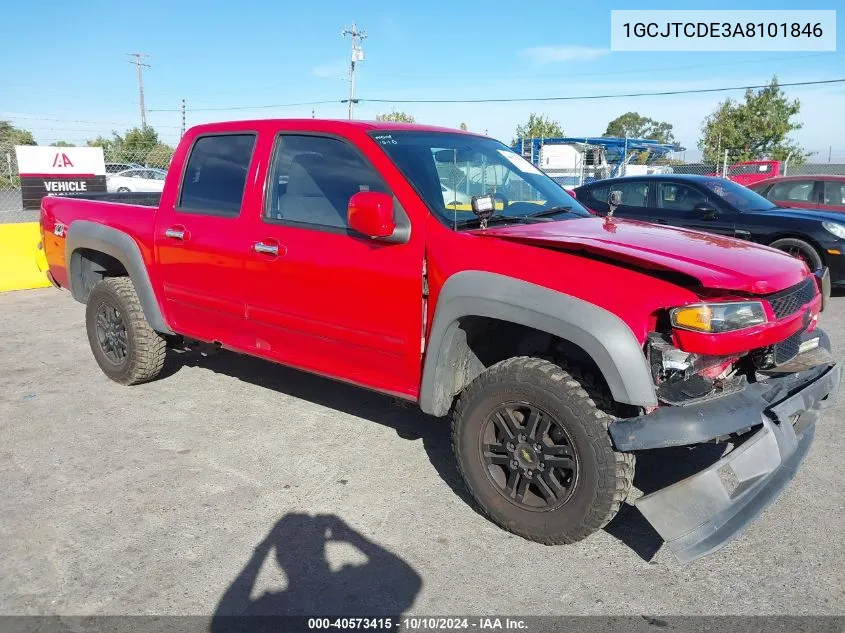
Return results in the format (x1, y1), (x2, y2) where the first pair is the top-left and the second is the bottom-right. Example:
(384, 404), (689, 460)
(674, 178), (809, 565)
(513, 136), (683, 178)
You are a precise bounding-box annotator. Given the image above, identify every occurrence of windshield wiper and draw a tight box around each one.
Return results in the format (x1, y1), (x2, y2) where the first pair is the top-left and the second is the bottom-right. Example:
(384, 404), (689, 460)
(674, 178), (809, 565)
(525, 205), (572, 219)
(454, 206), (572, 228)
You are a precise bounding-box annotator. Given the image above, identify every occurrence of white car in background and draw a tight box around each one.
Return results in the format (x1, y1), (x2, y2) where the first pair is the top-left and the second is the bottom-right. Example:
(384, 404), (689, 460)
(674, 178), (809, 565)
(440, 183), (473, 206)
(107, 168), (167, 193)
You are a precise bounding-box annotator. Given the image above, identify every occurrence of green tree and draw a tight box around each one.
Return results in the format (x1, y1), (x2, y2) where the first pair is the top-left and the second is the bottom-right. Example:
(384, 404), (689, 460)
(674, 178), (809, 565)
(145, 143), (175, 168)
(603, 112), (675, 143)
(0, 121), (37, 146)
(119, 126), (159, 162)
(513, 113), (564, 142)
(698, 76), (805, 165)
(376, 110), (416, 123)
(87, 127), (173, 165)
(87, 133), (122, 156)
(50, 141), (75, 147)
(459, 122), (468, 131)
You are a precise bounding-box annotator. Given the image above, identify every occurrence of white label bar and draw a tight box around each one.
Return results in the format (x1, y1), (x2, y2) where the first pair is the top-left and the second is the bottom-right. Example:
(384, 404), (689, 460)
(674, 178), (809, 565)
(611, 10), (836, 52)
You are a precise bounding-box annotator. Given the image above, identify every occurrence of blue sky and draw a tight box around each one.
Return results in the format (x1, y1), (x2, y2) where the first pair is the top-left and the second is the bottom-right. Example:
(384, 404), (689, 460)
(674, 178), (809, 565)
(1, 0), (843, 161)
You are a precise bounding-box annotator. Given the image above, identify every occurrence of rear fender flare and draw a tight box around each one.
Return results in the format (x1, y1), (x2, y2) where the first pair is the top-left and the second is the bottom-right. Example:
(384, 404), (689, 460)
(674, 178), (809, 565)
(419, 271), (657, 416)
(65, 220), (173, 334)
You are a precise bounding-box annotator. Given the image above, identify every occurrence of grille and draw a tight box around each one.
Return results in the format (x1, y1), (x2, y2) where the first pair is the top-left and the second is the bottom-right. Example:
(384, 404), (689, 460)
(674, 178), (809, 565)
(774, 330), (803, 365)
(767, 278), (816, 320)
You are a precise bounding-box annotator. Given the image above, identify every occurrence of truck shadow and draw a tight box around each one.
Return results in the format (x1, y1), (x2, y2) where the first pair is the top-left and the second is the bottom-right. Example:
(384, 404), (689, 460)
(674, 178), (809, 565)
(210, 512), (421, 632)
(161, 347), (723, 563)
(160, 346), (478, 511)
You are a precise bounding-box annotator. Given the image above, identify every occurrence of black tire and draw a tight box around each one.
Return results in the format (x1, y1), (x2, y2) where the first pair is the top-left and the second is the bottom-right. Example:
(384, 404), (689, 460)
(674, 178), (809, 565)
(769, 238), (823, 271)
(117, 187), (130, 193)
(85, 277), (166, 385)
(452, 357), (634, 545)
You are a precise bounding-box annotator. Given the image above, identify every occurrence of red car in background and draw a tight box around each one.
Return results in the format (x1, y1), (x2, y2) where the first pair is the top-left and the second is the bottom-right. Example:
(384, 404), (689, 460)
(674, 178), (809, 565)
(708, 160), (782, 186)
(749, 175), (845, 213)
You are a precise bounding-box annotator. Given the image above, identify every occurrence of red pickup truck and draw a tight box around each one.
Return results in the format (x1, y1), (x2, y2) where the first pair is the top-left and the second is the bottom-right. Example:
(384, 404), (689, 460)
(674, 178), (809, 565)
(40, 119), (839, 562)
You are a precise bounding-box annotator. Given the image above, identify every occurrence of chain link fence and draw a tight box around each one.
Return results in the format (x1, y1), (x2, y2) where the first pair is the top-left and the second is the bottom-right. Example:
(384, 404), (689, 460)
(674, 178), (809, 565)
(0, 144), (172, 223)
(2, 142), (844, 223)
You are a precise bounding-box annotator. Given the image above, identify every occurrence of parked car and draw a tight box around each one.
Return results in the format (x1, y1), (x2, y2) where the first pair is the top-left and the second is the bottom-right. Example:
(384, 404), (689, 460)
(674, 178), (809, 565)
(707, 160), (782, 186)
(749, 175), (845, 213)
(106, 168), (167, 193)
(575, 174), (845, 285)
(40, 120), (839, 563)
(105, 162), (143, 175)
(440, 182), (472, 206)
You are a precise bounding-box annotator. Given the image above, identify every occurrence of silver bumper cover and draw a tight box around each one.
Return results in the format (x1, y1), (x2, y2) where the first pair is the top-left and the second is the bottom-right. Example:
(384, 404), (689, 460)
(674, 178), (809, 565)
(633, 362), (840, 563)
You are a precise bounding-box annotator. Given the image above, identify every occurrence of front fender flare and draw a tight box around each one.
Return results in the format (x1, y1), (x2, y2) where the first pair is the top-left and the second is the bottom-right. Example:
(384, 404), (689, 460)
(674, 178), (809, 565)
(65, 220), (173, 334)
(419, 271), (657, 416)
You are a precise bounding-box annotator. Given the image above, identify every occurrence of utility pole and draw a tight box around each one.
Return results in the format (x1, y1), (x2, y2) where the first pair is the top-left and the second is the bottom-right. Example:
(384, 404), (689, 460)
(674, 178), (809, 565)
(181, 98), (186, 138)
(342, 23), (366, 120)
(128, 53), (151, 128)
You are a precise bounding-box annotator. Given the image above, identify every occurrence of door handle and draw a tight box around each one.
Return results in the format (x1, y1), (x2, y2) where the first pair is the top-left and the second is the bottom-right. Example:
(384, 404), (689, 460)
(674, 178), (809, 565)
(165, 227), (186, 240)
(253, 241), (280, 256)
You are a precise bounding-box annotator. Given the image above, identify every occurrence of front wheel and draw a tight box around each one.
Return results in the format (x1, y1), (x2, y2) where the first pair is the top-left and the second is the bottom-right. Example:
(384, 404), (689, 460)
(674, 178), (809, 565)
(117, 187), (131, 193)
(452, 357), (634, 545)
(85, 277), (166, 385)
(769, 237), (823, 271)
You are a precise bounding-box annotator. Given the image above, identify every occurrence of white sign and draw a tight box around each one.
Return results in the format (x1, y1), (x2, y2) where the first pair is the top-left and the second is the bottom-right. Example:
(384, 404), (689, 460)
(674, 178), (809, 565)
(14, 146), (107, 210)
(14, 146), (106, 177)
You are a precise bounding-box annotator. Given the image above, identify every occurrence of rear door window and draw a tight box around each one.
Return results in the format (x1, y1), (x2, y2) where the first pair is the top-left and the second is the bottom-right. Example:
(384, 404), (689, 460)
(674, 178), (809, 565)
(610, 181), (650, 210)
(823, 181), (845, 206)
(769, 180), (815, 203)
(179, 134), (256, 216)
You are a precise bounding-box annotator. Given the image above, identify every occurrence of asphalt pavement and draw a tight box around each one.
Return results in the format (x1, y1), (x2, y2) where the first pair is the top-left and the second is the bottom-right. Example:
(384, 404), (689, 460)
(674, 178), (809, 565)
(1, 288), (843, 616)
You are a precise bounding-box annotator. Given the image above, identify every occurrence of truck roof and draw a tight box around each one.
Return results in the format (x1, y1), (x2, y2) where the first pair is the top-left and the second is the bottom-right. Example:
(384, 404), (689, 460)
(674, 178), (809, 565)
(186, 118), (478, 136)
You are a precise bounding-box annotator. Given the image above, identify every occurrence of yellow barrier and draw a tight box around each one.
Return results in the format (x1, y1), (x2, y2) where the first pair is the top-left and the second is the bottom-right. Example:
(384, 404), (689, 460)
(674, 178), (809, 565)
(0, 222), (51, 292)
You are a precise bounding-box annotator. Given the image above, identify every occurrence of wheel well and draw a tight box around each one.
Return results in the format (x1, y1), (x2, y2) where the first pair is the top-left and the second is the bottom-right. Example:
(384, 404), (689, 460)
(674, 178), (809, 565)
(70, 248), (128, 302)
(766, 233), (827, 265)
(434, 315), (617, 410)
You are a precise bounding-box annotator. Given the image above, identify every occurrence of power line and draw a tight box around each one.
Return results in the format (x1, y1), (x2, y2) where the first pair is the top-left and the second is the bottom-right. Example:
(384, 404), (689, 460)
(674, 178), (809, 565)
(1, 114), (182, 129)
(353, 78), (845, 104)
(144, 78), (845, 114)
(368, 52), (837, 82)
(147, 99), (336, 113)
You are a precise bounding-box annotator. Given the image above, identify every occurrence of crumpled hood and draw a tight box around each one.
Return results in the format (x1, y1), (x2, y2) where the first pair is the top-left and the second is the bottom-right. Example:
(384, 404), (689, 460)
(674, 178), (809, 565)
(470, 217), (808, 294)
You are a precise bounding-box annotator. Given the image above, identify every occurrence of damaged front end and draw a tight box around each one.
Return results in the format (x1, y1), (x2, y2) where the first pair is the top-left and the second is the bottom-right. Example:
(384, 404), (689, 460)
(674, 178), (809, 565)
(608, 278), (840, 563)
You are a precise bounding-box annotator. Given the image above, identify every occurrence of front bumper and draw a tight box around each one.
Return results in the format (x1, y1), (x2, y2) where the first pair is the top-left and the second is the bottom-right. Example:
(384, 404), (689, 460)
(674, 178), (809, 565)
(609, 356), (840, 563)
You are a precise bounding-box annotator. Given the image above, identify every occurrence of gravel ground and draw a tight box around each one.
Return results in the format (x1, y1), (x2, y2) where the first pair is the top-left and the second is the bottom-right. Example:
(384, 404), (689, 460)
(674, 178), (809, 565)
(0, 288), (843, 616)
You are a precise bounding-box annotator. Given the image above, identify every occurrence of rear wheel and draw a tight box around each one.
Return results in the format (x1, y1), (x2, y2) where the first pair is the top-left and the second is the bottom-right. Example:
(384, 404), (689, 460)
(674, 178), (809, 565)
(85, 277), (166, 385)
(769, 238), (823, 271)
(452, 357), (634, 545)
(117, 187), (130, 193)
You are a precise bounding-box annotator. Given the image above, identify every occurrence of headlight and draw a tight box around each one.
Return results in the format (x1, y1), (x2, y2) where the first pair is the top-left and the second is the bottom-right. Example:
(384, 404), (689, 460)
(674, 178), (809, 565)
(671, 301), (767, 333)
(823, 221), (845, 239)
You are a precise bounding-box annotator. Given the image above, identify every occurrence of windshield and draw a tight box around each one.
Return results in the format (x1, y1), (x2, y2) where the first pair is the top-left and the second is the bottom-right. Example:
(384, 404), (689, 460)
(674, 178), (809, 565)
(700, 177), (777, 212)
(369, 131), (591, 227)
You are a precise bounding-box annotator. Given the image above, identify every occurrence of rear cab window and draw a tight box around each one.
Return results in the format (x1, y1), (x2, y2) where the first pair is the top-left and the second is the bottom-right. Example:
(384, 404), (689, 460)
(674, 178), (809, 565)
(178, 134), (256, 216)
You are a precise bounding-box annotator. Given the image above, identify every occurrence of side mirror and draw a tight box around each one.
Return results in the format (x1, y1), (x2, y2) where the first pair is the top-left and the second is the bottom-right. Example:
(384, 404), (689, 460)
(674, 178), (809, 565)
(693, 202), (718, 220)
(348, 191), (396, 239)
(607, 190), (622, 217)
